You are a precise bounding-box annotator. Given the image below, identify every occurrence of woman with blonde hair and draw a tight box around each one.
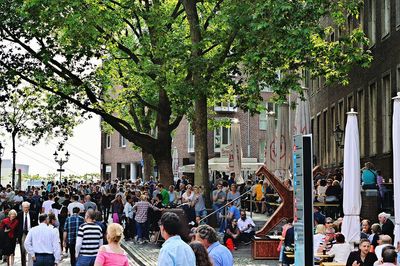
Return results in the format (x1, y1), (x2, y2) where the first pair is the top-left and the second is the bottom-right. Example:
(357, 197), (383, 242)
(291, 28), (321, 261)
(94, 223), (129, 266)
(0, 209), (18, 266)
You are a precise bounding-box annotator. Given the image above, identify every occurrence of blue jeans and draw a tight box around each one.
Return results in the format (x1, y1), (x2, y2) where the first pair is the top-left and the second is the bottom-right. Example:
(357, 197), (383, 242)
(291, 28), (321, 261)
(212, 203), (225, 233)
(76, 255), (96, 266)
(33, 254), (54, 266)
(136, 222), (146, 240)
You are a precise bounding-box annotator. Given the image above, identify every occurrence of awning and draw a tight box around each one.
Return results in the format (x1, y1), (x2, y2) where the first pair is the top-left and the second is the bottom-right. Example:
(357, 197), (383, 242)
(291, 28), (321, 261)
(179, 157), (263, 173)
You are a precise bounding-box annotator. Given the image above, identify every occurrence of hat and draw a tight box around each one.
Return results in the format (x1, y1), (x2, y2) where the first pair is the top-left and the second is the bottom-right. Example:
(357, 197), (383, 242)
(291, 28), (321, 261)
(378, 212), (391, 219)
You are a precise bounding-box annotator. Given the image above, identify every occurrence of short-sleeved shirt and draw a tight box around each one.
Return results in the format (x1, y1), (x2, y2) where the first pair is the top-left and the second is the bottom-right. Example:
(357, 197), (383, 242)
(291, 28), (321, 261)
(207, 242), (233, 266)
(64, 214), (84, 244)
(77, 222), (103, 256)
(212, 190), (226, 205)
(361, 169), (377, 185)
(42, 200), (55, 214)
(157, 235), (196, 266)
(160, 189), (170, 206)
(228, 206), (240, 221)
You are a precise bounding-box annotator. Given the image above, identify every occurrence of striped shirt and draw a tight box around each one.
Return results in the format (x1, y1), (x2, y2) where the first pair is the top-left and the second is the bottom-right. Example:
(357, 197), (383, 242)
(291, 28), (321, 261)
(75, 222), (103, 257)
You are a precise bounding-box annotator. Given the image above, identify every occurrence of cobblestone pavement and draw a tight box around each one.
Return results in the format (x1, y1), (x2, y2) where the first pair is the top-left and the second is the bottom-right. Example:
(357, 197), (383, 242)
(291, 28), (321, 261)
(11, 243), (139, 266)
(122, 240), (279, 266)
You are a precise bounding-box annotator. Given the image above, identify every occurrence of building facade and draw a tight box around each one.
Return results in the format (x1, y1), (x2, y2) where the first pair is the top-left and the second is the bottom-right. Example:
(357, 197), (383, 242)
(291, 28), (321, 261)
(100, 91), (274, 180)
(309, 0), (400, 178)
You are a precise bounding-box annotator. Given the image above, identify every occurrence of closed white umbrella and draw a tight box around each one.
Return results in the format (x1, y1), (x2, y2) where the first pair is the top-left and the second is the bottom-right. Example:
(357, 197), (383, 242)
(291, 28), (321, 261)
(172, 146), (179, 180)
(275, 103), (291, 180)
(393, 92), (400, 246)
(231, 120), (244, 184)
(341, 108), (361, 243)
(264, 111), (277, 172)
(294, 88), (311, 135)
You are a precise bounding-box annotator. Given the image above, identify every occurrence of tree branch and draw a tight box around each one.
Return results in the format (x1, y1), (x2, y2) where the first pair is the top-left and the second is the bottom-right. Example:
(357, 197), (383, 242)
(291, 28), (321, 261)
(203, 0), (224, 31)
(169, 114), (183, 131)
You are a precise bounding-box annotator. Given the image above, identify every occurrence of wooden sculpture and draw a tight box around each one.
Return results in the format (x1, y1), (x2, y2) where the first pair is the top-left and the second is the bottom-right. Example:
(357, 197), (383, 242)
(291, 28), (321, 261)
(252, 165), (293, 260)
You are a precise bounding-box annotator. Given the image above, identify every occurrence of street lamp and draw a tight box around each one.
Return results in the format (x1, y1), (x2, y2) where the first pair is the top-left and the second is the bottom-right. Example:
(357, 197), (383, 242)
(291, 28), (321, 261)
(0, 142), (4, 185)
(333, 123), (344, 149)
(54, 149), (70, 183)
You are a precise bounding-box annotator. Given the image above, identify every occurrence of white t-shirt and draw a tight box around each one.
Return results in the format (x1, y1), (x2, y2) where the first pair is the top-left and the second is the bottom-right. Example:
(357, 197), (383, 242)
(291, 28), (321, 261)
(42, 200), (55, 214)
(313, 233), (325, 254)
(328, 242), (352, 263)
(237, 217), (255, 233)
(375, 244), (390, 261)
(67, 202), (85, 215)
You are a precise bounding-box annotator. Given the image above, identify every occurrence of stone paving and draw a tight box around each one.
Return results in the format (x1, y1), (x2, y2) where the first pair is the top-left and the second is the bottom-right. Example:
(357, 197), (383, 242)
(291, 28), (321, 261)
(121, 240), (279, 266)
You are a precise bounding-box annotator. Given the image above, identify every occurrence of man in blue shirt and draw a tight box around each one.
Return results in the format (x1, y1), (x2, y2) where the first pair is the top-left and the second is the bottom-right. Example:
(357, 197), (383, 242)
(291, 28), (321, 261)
(196, 224), (234, 266)
(157, 212), (196, 266)
(227, 201), (240, 221)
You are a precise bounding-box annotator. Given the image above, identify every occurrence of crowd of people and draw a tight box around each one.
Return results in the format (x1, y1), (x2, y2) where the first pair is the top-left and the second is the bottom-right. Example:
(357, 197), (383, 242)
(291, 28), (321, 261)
(0, 173), (262, 266)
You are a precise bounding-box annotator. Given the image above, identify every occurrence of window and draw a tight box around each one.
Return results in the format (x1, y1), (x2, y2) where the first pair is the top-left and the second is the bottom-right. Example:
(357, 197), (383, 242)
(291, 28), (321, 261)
(259, 140), (266, 163)
(323, 109), (329, 166)
(187, 124), (195, 153)
(330, 105), (336, 164)
(261, 71), (281, 92)
(382, 74), (392, 153)
(337, 99), (344, 163)
(382, 0), (391, 38)
(397, 66), (400, 91)
(214, 125), (232, 152)
(347, 93), (354, 111)
(397, 0), (400, 27)
(119, 134), (126, 148)
(357, 89), (365, 156)
(303, 69), (311, 88)
(369, 82), (378, 155)
(106, 134), (111, 149)
(347, 15), (354, 34)
(214, 101), (237, 112)
(367, 0), (376, 45)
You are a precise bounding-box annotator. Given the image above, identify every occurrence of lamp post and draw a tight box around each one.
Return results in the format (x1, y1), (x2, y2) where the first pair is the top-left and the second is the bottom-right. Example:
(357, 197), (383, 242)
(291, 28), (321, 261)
(333, 123), (345, 149)
(53, 149), (70, 183)
(0, 142), (4, 185)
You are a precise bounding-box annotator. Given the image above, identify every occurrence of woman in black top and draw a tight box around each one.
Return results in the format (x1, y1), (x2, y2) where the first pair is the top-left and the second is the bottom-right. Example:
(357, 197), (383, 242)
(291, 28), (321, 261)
(346, 239), (377, 266)
(223, 219), (240, 250)
(101, 189), (112, 222)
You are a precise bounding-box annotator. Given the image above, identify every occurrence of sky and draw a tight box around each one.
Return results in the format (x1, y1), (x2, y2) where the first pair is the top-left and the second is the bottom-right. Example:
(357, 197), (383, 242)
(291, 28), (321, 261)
(0, 116), (101, 177)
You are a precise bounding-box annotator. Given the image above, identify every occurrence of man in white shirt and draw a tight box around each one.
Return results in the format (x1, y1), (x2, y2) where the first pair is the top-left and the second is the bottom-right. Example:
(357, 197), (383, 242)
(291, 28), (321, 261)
(24, 214), (61, 265)
(67, 195), (85, 215)
(41, 194), (55, 214)
(375, 235), (392, 261)
(327, 233), (352, 263)
(237, 210), (255, 244)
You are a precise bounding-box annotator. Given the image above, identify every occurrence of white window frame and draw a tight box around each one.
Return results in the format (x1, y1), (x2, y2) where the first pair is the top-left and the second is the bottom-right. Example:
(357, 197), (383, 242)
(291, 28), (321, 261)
(106, 134), (111, 149)
(382, 0), (391, 39)
(214, 100), (237, 112)
(119, 134), (126, 148)
(187, 124), (195, 153)
(259, 103), (268, 130)
(330, 104), (336, 165)
(214, 124), (232, 152)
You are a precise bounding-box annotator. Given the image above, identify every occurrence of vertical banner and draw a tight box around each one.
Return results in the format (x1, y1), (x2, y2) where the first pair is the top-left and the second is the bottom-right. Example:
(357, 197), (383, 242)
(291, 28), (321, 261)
(293, 135), (314, 266)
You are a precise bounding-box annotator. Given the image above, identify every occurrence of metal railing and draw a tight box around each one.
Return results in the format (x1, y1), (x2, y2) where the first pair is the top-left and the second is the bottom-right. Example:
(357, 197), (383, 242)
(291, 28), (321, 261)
(198, 189), (253, 224)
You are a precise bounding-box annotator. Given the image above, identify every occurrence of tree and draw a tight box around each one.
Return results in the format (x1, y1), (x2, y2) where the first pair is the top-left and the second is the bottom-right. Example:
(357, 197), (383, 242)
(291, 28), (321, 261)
(0, 0), (371, 191)
(0, 87), (77, 188)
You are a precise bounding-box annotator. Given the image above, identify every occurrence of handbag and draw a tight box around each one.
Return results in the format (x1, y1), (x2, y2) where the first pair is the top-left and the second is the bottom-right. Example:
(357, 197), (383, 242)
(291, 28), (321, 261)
(112, 213), (120, 223)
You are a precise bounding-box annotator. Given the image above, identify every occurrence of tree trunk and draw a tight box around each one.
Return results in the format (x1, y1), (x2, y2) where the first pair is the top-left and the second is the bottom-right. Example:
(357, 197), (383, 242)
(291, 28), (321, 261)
(154, 152), (173, 187)
(11, 132), (16, 189)
(182, 0), (211, 206)
(194, 95), (211, 206)
(142, 151), (153, 182)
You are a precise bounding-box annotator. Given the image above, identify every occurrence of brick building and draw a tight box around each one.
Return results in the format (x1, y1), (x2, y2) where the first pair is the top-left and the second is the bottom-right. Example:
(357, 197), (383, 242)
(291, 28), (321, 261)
(100, 91), (274, 180)
(308, 0), (400, 179)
